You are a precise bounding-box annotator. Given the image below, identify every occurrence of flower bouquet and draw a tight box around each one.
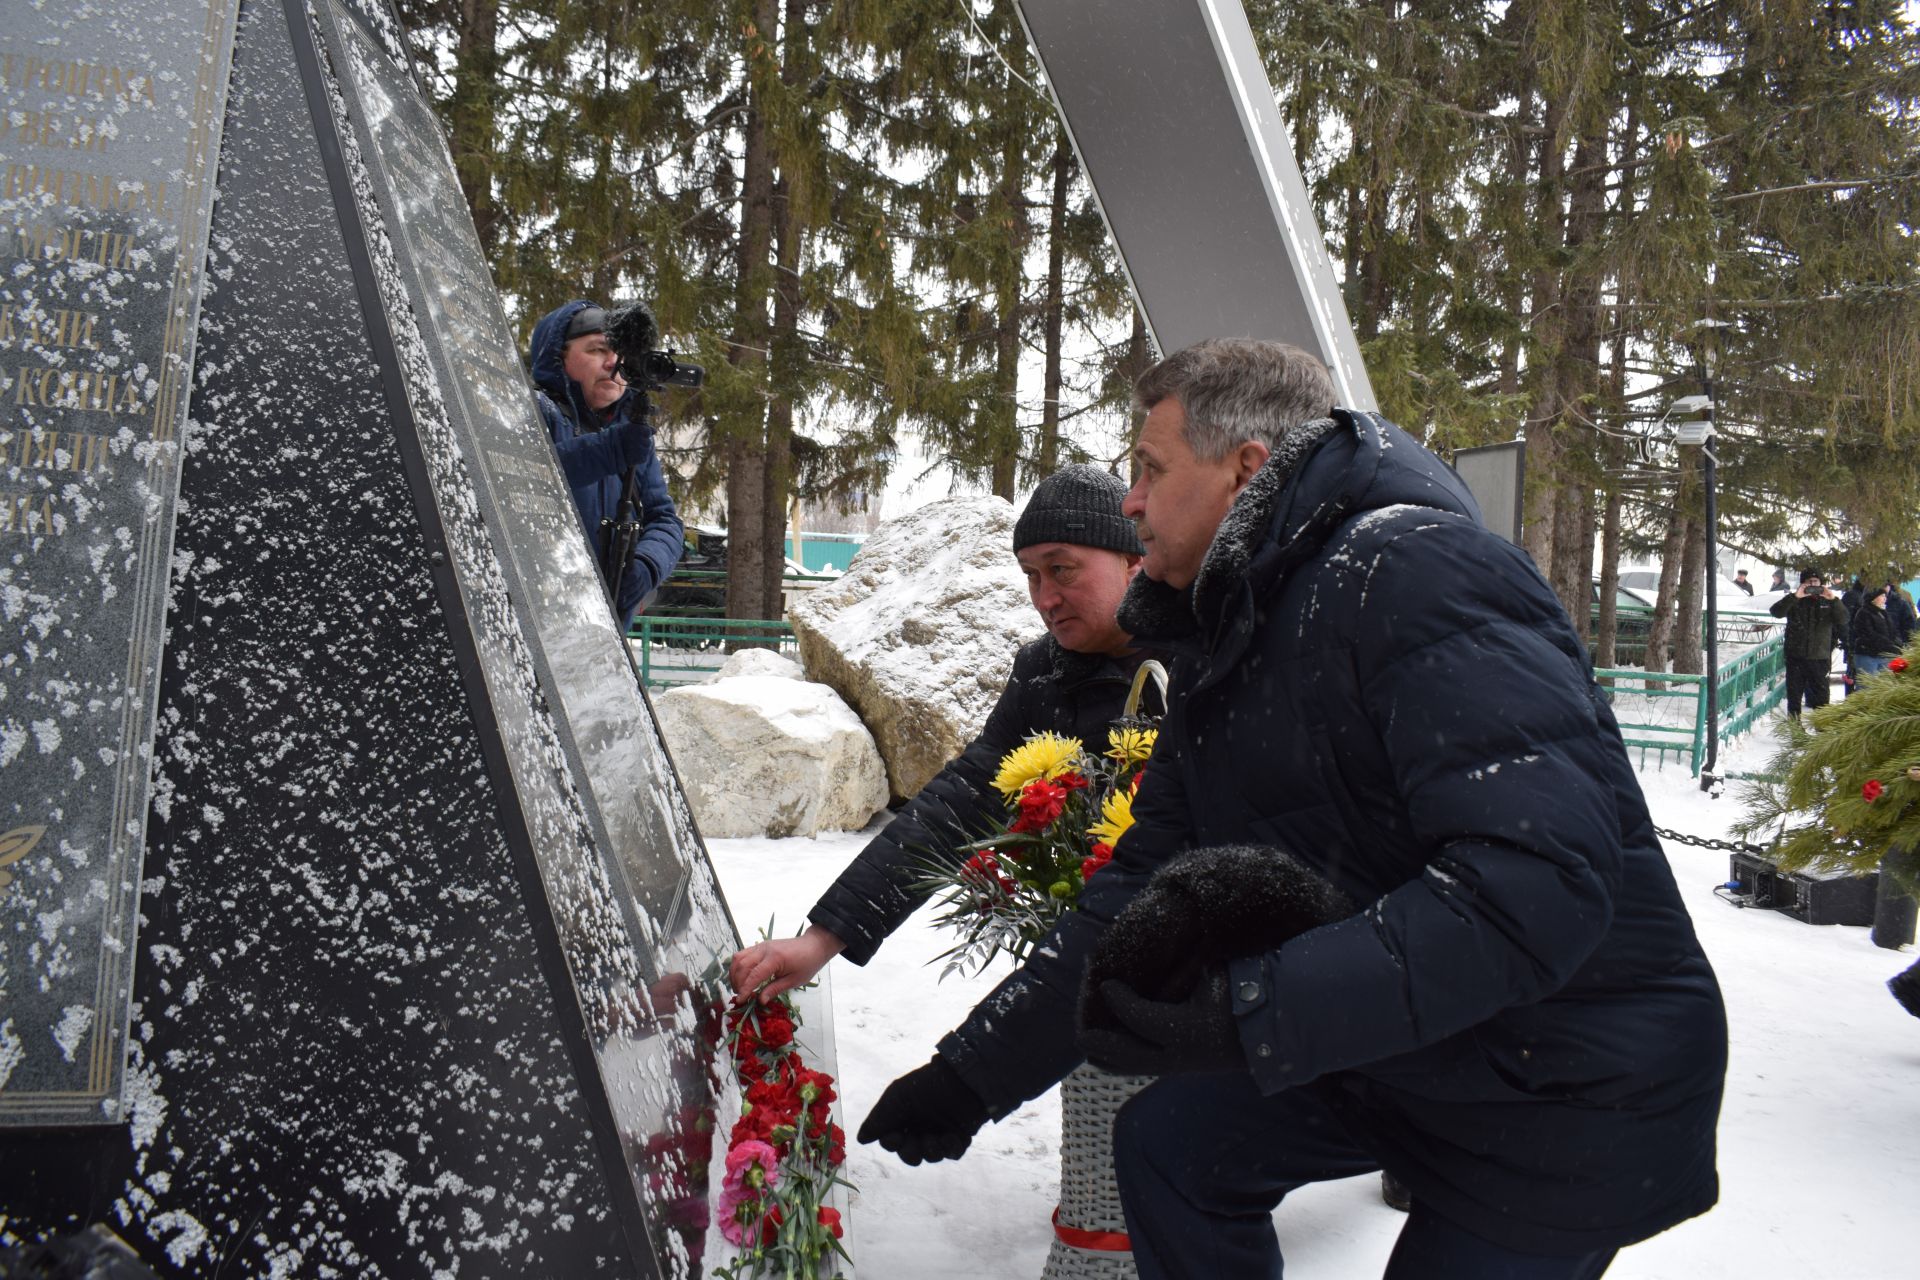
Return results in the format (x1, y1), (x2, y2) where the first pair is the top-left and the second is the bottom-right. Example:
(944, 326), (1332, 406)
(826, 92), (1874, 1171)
(915, 716), (1156, 978)
(713, 986), (852, 1279)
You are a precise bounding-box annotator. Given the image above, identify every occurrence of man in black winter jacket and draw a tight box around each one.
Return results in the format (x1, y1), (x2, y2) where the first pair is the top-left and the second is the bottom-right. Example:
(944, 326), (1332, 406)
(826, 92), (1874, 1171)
(727, 465), (1163, 1021)
(1771, 570), (1847, 716)
(861, 340), (1726, 1279)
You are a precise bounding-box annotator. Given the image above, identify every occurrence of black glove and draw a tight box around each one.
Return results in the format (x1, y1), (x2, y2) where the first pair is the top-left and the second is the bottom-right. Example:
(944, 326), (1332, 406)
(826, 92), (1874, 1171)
(1081, 970), (1243, 1075)
(1081, 844), (1352, 1037)
(856, 1054), (992, 1166)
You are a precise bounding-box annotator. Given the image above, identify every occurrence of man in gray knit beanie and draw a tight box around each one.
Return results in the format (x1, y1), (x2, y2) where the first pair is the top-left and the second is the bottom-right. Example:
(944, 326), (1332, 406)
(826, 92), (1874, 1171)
(1011, 463), (1145, 658)
(728, 463), (1158, 1139)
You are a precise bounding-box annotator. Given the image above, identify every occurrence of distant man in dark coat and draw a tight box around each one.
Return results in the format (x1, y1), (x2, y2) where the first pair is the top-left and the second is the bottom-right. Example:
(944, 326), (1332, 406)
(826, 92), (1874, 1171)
(727, 466), (1164, 1033)
(1884, 569), (1915, 644)
(1771, 570), (1848, 716)
(1851, 584), (1903, 678)
(528, 299), (684, 630)
(862, 339), (1727, 1279)
(1733, 569), (1754, 595)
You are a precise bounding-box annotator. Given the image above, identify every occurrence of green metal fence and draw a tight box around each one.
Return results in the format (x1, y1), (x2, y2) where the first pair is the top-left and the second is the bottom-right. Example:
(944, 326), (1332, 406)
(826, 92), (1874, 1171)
(625, 615), (799, 690)
(1593, 633), (1784, 772)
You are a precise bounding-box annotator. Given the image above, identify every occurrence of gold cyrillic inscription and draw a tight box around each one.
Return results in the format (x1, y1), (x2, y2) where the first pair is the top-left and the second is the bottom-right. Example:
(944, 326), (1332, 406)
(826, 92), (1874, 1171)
(1, 162), (166, 217)
(0, 110), (111, 154)
(10, 364), (147, 416)
(3, 428), (111, 472)
(0, 54), (158, 107)
(0, 305), (100, 349)
(0, 489), (55, 537)
(5, 222), (138, 270)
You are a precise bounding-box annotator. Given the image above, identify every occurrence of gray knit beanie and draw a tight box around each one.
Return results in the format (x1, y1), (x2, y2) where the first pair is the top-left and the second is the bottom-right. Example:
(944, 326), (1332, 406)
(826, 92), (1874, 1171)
(1012, 464), (1143, 556)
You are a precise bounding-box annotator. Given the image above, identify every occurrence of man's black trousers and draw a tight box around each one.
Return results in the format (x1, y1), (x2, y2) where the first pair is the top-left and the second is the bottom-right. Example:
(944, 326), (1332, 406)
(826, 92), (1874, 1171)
(1112, 1069), (1618, 1280)
(1784, 655), (1833, 715)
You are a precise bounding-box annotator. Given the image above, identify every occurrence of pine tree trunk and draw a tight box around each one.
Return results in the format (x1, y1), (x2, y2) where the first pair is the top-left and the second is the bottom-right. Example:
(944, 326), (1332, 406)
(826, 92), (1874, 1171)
(724, 0), (781, 622)
(1643, 461), (1699, 681)
(448, 0), (501, 258)
(1596, 481), (1623, 670)
(1594, 320), (1630, 673)
(1038, 138), (1071, 476)
(987, 85), (1028, 500)
(1673, 503), (1706, 676)
(1545, 122), (1609, 622)
(1520, 92), (1567, 572)
(759, 167), (800, 625)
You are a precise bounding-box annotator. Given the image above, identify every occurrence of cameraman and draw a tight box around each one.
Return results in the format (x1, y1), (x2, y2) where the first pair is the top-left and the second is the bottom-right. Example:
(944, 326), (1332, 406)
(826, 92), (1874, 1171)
(1770, 569), (1849, 718)
(529, 299), (685, 630)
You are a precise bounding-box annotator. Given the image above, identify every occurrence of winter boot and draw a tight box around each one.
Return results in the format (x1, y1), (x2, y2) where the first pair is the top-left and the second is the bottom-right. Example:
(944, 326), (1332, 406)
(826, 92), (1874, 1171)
(1890, 958), (1920, 1020)
(1381, 1171), (1413, 1213)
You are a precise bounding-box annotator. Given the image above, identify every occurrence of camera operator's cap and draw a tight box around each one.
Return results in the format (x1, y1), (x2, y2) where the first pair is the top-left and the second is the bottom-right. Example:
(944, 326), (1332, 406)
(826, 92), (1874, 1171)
(565, 305), (609, 341)
(1013, 464), (1143, 557)
(1801, 568), (1824, 584)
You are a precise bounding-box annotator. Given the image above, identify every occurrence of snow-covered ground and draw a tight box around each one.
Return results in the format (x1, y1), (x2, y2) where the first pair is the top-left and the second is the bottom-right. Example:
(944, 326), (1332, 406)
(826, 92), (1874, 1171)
(707, 719), (1919, 1279)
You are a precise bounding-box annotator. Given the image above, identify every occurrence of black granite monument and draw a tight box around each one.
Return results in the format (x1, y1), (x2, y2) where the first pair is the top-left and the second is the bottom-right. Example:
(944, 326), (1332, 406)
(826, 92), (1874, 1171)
(0, 1), (753, 1274)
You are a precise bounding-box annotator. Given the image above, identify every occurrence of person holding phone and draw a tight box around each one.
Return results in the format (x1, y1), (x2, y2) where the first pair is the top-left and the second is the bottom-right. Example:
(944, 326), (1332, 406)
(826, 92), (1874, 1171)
(1770, 570), (1849, 716)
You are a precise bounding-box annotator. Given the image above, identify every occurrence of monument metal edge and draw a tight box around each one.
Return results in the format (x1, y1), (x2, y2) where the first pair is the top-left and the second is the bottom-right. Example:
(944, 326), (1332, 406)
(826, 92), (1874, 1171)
(1011, 0), (1377, 411)
(278, 0), (663, 1270)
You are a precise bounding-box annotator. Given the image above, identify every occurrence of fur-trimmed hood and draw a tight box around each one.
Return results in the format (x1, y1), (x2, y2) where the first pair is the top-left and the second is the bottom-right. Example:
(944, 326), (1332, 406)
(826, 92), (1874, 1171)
(1117, 408), (1483, 646)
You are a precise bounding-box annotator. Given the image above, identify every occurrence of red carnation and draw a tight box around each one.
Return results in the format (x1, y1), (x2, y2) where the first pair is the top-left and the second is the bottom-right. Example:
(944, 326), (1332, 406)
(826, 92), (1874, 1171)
(746, 1075), (802, 1123)
(1863, 779), (1885, 803)
(796, 1067), (837, 1120)
(1082, 842), (1114, 881)
(1012, 777), (1072, 833)
(963, 851), (1017, 895)
(818, 1206), (844, 1239)
(1891, 657), (1909, 673)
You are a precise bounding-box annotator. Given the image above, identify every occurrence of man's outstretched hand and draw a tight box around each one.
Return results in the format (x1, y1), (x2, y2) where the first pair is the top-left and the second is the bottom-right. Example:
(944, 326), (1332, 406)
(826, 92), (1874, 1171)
(727, 925), (845, 1005)
(856, 1055), (991, 1166)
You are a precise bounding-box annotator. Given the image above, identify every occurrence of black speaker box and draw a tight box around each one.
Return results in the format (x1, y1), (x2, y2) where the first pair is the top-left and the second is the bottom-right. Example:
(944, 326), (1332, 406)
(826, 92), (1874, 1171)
(1728, 852), (1878, 926)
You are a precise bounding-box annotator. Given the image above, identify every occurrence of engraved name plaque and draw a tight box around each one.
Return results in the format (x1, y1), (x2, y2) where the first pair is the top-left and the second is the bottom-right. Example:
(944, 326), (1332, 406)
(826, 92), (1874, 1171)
(0, 0), (240, 1127)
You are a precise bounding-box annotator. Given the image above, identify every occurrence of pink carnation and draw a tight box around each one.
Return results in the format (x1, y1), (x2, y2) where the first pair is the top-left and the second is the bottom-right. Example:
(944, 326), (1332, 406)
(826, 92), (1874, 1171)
(717, 1139), (781, 1245)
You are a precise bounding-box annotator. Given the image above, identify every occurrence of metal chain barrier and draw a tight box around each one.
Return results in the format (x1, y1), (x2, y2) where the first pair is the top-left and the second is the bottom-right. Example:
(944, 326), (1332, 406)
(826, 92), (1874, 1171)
(1653, 824), (1772, 856)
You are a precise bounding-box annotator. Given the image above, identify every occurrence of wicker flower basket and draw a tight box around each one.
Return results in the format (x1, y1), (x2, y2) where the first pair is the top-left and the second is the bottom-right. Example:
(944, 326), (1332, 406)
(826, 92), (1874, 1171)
(1040, 1063), (1153, 1279)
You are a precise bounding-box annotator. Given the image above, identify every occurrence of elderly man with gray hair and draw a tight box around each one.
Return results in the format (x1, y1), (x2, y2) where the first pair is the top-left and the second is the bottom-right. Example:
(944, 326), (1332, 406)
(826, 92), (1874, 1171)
(865, 339), (1727, 1280)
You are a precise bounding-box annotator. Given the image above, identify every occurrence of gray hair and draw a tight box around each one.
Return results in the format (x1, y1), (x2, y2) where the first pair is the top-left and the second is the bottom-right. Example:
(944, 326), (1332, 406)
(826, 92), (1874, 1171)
(1133, 339), (1336, 460)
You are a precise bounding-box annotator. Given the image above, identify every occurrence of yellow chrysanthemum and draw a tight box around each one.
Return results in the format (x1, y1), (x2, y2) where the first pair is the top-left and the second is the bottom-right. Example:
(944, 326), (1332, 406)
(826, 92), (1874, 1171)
(991, 732), (1085, 800)
(1087, 781), (1137, 846)
(1106, 727), (1157, 767)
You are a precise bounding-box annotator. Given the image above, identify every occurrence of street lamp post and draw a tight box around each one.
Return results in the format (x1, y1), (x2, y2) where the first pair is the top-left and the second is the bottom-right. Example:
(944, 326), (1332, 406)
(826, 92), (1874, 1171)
(1681, 320), (1730, 791)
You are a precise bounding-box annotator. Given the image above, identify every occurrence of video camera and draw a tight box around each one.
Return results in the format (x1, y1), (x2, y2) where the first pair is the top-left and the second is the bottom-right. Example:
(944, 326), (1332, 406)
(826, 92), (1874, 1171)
(605, 300), (704, 392)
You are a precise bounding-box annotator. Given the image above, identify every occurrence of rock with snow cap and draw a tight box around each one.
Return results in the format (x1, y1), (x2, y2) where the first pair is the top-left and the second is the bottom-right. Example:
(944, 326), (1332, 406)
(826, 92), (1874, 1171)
(789, 496), (1032, 800)
(709, 646), (805, 682)
(656, 675), (889, 838)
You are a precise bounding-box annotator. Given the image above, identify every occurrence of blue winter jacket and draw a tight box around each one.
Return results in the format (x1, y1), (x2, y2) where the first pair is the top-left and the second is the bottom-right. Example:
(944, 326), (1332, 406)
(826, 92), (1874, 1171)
(937, 409), (1726, 1256)
(528, 299), (685, 629)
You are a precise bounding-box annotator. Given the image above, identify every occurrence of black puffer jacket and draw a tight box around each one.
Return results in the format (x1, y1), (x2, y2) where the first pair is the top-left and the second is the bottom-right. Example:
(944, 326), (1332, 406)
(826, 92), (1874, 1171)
(937, 409), (1725, 1257)
(1770, 588), (1849, 660)
(1852, 600), (1902, 659)
(809, 636), (1164, 965)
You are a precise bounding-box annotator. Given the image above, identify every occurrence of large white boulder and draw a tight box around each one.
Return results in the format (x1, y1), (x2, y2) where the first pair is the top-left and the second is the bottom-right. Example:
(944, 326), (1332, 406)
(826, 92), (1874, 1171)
(710, 647), (804, 681)
(654, 675), (887, 839)
(789, 496), (1034, 800)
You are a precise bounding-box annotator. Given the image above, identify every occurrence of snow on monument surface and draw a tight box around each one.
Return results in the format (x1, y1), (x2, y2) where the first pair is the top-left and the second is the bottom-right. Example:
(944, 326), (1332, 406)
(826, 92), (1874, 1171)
(789, 497), (1034, 800)
(656, 676), (889, 838)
